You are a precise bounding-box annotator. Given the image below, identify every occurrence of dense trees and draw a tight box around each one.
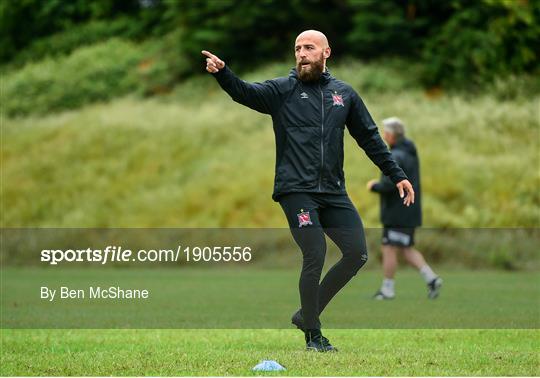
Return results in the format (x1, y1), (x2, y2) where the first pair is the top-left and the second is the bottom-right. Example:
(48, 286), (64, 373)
(1, 0), (538, 88)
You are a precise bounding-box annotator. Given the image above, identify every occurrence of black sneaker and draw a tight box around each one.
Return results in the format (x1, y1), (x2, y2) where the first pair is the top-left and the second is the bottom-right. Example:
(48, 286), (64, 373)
(305, 331), (338, 352)
(291, 309), (305, 331)
(372, 290), (395, 300)
(319, 335), (338, 352)
(427, 277), (443, 299)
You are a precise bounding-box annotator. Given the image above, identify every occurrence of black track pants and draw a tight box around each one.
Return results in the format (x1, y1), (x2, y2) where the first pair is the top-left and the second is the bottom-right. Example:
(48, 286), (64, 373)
(279, 192), (368, 329)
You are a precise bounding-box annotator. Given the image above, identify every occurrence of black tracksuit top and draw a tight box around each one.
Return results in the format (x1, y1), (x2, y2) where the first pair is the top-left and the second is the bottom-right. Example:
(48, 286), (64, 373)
(213, 65), (408, 201)
(371, 138), (422, 227)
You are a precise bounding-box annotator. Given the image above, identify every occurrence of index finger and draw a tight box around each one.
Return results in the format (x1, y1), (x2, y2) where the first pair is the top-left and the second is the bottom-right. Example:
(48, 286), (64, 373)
(201, 50), (217, 60)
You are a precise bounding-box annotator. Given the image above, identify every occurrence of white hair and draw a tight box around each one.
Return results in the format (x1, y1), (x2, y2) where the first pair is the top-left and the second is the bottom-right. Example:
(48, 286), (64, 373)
(382, 117), (405, 138)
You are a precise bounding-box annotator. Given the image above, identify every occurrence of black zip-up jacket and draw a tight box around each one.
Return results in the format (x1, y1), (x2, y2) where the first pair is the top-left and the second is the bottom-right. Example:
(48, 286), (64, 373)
(213, 65), (408, 201)
(371, 138), (422, 227)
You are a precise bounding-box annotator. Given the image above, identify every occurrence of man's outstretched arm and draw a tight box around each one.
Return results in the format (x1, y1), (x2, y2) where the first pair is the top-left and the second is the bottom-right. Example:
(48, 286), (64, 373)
(346, 90), (415, 206)
(202, 50), (284, 115)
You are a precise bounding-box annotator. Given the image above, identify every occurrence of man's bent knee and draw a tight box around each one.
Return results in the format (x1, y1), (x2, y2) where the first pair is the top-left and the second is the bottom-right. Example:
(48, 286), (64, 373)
(347, 251), (368, 275)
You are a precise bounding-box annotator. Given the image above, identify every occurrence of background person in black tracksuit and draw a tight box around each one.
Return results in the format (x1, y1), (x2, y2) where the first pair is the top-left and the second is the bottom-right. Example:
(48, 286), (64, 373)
(367, 117), (442, 300)
(202, 30), (415, 352)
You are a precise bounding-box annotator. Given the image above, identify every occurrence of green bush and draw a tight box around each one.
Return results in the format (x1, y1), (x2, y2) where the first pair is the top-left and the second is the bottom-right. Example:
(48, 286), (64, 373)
(2, 1), (538, 92)
(346, 0), (460, 59)
(422, 0), (539, 88)
(176, 0), (351, 73)
(1, 39), (144, 117)
(0, 0), (161, 63)
(136, 30), (190, 96)
(4, 18), (136, 70)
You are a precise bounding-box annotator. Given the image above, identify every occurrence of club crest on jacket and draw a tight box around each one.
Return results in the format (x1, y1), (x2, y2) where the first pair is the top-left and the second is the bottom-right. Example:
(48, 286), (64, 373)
(332, 92), (344, 106)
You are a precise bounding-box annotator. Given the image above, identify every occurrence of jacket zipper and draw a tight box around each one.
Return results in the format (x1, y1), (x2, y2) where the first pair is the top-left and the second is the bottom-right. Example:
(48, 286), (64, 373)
(318, 85), (324, 191)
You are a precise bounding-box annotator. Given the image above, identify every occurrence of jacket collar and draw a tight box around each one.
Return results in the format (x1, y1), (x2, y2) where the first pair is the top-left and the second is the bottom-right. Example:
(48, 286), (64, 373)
(289, 67), (331, 85)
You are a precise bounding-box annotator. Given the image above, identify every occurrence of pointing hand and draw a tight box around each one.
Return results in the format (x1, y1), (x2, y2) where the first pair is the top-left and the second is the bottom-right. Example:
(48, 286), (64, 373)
(201, 50), (225, 73)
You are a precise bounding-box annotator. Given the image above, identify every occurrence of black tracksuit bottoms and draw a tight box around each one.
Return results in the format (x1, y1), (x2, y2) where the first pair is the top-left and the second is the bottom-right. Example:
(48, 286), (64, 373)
(279, 192), (368, 330)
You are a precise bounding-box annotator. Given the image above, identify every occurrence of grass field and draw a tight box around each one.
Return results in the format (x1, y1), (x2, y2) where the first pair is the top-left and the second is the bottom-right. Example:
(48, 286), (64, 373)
(2, 268), (539, 375)
(2, 268), (538, 329)
(1, 329), (538, 376)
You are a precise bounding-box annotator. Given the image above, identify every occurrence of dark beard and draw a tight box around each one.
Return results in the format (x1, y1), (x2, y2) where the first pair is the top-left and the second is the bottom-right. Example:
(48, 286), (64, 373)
(297, 54), (324, 82)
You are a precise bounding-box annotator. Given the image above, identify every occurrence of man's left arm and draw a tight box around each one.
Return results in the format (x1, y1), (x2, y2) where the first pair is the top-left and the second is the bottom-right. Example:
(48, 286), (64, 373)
(346, 90), (414, 205)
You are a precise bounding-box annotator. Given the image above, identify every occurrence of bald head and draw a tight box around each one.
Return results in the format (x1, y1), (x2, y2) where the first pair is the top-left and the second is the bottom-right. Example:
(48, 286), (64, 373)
(295, 30), (329, 48)
(294, 30), (331, 82)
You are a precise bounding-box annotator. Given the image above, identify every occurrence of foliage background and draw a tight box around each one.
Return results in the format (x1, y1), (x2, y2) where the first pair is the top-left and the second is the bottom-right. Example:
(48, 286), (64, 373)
(1, 0), (539, 268)
(2, 0), (539, 110)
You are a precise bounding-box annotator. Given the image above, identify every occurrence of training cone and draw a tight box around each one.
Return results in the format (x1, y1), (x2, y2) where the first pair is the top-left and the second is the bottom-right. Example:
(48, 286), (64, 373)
(252, 360), (286, 372)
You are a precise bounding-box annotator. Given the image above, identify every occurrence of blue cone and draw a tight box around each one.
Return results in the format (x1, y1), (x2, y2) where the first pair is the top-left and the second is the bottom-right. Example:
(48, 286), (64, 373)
(252, 360), (286, 371)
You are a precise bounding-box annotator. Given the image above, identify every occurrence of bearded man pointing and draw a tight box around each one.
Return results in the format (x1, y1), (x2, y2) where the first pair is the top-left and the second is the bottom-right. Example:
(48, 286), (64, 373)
(203, 30), (414, 352)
